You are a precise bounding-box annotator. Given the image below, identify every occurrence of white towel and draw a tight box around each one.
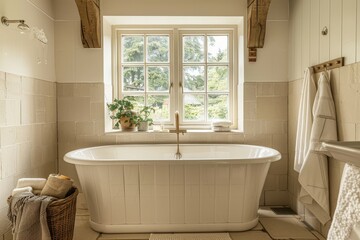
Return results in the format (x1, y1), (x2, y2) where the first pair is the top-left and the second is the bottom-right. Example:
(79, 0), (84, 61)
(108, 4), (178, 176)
(294, 68), (316, 172)
(16, 178), (47, 190)
(212, 126), (231, 132)
(212, 120), (232, 127)
(327, 164), (360, 240)
(12, 187), (33, 196)
(298, 71), (337, 224)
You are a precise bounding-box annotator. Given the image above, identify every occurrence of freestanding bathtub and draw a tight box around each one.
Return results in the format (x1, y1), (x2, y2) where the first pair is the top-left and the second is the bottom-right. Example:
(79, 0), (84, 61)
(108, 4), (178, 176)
(64, 144), (281, 233)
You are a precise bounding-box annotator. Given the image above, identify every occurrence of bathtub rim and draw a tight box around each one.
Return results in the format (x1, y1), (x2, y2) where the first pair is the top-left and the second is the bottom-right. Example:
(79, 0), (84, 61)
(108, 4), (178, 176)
(64, 144), (281, 165)
(89, 218), (259, 233)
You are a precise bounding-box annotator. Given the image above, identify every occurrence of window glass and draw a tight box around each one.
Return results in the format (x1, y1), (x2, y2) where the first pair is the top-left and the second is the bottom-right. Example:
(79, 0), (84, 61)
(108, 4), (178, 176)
(117, 29), (234, 126)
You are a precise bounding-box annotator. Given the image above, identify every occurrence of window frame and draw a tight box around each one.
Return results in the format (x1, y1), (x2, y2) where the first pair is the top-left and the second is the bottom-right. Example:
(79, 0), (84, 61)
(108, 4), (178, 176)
(113, 25), (238, 129)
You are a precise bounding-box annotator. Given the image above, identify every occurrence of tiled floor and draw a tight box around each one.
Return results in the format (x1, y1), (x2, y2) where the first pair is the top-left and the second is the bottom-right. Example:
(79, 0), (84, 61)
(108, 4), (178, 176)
(73, 207), (326, 240)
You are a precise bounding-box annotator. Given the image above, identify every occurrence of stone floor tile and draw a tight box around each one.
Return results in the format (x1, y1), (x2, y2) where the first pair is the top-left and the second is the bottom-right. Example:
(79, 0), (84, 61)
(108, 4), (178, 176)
(99, 233), (150, 240)
(251, 223), (264, 231)
(73, 216), (100, 240)
(311, 230), (326, 240)
(258, 207), (298, 218)
(260, 217), (317, 239)
(230, 231), (272, 240)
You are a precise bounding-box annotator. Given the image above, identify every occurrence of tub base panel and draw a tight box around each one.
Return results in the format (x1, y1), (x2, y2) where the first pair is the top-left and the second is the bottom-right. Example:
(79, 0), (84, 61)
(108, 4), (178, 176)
(89, 218), (259, 233)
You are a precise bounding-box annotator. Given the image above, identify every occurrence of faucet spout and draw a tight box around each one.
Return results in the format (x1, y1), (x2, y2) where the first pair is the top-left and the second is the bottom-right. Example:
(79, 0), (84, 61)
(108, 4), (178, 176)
(170, 111), (186, 159)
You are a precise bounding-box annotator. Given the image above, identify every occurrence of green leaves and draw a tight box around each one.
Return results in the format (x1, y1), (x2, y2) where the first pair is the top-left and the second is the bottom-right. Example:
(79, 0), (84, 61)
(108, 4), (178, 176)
(139, 105), (155, 125)
(107, 96), (156, 128)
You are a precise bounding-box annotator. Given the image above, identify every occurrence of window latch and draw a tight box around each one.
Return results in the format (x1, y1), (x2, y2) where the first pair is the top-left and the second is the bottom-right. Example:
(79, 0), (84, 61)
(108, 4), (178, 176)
(179, 81), (183, 93)
(169, 82), (173, 94)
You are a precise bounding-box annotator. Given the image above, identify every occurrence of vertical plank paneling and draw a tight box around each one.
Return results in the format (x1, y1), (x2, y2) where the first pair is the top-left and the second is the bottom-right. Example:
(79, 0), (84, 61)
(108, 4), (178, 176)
(330, 0), (343, 60)
(310, 0), (320, 65)
(200, 165), (215, 223)
(228, 165), (246, 222)
(170, 164), (185, 223)
(301, 0), (311, 71)
(319, 0), (330, 62)
(124, 165), (140, 224)
(155, 164), (170, 223)
(109, 165), (126, 224)
(139, 164), (155, 224)
(294, 0), (303, 79)
(214, 165), (230, 223)
(288, 0), (295, 80)
(185, 164), (200, 223)
(357, 0), (360, 61)
(342, 0), (357, 65)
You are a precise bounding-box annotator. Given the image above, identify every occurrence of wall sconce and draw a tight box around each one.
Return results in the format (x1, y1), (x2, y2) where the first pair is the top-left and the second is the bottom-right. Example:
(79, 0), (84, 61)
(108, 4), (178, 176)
(1, 16), (30, 33)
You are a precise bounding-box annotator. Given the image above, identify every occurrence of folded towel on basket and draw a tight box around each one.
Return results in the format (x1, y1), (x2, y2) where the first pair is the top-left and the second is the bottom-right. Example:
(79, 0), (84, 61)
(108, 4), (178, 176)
(12, 187), (33, 196)
(16, 178), (46, 190)
(41, 174), (73, 199)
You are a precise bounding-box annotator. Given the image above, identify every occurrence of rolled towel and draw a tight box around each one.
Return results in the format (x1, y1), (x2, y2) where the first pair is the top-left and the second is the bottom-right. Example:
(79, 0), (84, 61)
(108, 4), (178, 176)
(12, 186), (33, 196)
(41, 174), (73, 199)
(16, 178), (47, 190)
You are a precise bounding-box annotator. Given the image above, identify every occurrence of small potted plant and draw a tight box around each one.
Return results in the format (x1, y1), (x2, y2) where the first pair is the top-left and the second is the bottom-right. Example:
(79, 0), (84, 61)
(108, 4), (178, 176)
(107, 96), (139, 131)
(138, 105), (155, 131)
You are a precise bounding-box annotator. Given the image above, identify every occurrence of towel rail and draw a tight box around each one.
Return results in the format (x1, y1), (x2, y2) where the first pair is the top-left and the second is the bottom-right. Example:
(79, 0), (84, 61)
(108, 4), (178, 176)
(311, 57), (344, 73)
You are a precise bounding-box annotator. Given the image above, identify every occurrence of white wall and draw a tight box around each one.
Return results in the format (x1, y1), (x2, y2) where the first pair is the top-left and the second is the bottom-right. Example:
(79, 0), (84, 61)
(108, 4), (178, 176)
(54, 0), (289, 83)
(54, 0), (102, 84)
(0, 0), (55, 81)
(288, 0), (360, 82)
(288, 0), (360, 236)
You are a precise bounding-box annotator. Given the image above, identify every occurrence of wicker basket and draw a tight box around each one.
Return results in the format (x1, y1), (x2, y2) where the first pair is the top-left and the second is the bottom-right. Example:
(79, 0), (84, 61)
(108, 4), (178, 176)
(8, 187), (78, 240)
(47, 187), (79, 240)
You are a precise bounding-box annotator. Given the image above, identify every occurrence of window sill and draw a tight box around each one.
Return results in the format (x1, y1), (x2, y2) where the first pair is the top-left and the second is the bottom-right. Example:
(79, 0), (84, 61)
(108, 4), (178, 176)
(105, 129), (243, 135)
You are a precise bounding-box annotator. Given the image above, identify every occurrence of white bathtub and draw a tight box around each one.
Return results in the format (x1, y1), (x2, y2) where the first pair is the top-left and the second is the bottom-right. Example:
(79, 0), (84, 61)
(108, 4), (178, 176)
(64, 144), (281, 233)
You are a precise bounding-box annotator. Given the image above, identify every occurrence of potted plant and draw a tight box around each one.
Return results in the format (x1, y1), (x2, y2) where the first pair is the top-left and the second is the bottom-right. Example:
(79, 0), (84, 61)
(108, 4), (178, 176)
(107, 96), (140, 131)
(138, 105), (155, 131)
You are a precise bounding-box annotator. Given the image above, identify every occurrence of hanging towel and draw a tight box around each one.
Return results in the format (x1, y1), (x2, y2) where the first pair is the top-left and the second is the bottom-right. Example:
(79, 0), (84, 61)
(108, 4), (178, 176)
(294, 68), (316, 172)
(327, 164), (360, 240)
(298, 71), (337, 225)
(7, 192), (55, 240)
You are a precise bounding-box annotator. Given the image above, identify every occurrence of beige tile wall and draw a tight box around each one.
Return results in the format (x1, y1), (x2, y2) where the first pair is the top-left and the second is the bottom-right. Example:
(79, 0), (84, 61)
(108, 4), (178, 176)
(57, 81), (288, 206)
(0, 72), (57, 237)
(244, 82), (288, 205)
(288, 63), (360, 237)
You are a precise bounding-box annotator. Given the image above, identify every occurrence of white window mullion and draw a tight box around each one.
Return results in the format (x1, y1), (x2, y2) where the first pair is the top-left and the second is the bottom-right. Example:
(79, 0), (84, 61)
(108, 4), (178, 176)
(204, 33), (208, 123)
(169, 29), (177, 126)
(144, 34), (147, 106)
(116, 26), (236, 129)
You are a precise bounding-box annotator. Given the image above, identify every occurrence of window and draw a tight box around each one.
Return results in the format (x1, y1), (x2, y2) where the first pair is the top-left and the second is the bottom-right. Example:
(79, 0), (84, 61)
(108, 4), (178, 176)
(119, 31), (172, 121)
(115, 26), (237, 128)
(180, 32), (231, 123)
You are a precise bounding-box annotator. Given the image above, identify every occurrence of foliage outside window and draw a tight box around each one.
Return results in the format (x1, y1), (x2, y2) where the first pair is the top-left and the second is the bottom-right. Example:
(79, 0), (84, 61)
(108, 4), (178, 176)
(116, 27), (235, 128)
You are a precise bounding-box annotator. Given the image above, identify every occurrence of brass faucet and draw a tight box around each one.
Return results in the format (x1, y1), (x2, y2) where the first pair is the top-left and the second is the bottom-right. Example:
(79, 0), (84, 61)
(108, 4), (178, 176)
(169, 111), (186, 159)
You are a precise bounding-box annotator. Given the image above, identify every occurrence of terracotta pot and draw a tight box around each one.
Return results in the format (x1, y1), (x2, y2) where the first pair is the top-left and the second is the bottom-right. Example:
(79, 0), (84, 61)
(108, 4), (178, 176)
(119, 111), (138, 131)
